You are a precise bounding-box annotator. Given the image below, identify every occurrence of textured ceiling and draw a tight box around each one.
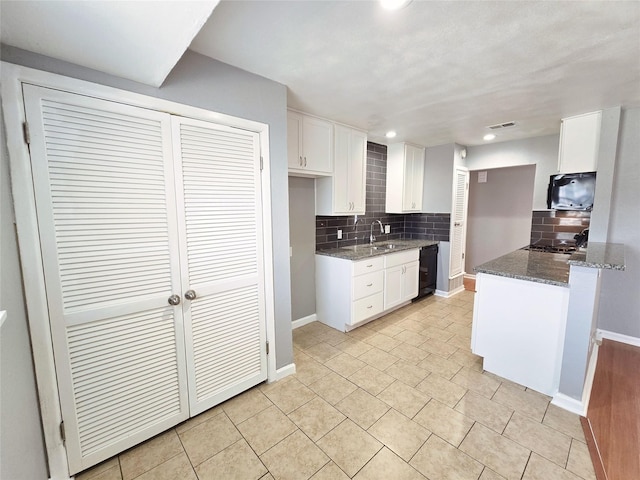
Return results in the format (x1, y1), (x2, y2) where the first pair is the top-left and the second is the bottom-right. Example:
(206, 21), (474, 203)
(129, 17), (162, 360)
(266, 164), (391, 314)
(0, 0), (219, 87)
(191, 1), (640, 146)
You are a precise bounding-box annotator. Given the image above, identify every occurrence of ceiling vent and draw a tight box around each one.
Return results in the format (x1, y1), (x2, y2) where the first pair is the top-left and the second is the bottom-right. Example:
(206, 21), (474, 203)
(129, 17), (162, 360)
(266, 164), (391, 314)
(488, 121), (517, 130)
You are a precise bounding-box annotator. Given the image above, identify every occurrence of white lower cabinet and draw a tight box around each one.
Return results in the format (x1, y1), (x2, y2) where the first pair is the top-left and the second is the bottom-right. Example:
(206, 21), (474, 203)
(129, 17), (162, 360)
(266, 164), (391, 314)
(384, 250), (420, 310)
(471, 273), (570, 395)
(315, 249), (419, 332)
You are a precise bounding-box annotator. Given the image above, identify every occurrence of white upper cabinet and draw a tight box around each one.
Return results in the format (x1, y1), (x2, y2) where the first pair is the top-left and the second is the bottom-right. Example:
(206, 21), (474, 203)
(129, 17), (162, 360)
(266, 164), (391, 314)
(385, 142), (425, 213)
(316, 124), (367, 215)
(287, 110), (333, 176)
(558, 111), (602, 173)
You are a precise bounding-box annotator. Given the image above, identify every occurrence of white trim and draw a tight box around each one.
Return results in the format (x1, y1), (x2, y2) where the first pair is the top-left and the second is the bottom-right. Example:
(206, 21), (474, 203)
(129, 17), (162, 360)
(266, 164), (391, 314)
(581, 340), (600, 415)
(1, 61), (278, 480)
(271, 363), (296, 382)
(551, 392), (585, 416)
(596, 329), (640, 347)
(552, 340), (599, 417)
(463, 273), (476, 280)
(435, 285), (466, 298)
(292, 313), (317, 329)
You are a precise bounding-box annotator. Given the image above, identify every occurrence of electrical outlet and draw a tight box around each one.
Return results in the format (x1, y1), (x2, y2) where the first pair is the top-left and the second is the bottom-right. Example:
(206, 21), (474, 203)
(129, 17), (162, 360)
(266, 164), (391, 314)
(337, 229), (342, 240)
(385, 225), (390, 234)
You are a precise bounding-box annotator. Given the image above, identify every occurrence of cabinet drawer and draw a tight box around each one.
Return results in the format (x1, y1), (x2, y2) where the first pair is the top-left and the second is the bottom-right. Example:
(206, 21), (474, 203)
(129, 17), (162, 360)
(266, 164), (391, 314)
(384, 249), (419, 268)
(352, 292), (384, 325)
(353, 270), (384, 300)
(353, 256), (384, 276)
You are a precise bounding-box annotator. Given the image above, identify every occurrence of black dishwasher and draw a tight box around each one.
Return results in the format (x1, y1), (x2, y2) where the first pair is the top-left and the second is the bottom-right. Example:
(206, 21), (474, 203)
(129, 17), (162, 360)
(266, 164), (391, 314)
(413, 244), (438, 301)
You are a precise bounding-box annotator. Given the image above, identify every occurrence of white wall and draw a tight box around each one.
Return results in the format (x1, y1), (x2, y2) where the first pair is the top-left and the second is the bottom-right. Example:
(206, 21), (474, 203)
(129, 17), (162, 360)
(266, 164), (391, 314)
(1, 106), (48, 480)
(597, 107), (640, 338)
(466, 134), (560, 210)
(466, 165), (536, 271)
(288, 177), (316, 321)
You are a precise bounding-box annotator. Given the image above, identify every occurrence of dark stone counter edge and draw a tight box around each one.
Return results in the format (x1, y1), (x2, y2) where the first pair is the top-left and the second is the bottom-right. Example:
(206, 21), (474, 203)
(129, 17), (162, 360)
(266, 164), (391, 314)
(473, 268), (570, 288)
(566, 242), (626, 271)
(316, 240), (438, 261)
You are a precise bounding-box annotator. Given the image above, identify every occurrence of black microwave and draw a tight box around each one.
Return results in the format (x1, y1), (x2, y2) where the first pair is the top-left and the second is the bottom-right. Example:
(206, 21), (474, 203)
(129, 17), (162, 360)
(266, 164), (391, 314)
(547, 172), (596, 211)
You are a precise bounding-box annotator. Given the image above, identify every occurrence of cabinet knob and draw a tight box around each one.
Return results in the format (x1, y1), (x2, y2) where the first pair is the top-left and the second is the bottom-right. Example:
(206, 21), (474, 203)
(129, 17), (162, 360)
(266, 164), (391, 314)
(168, 294), (181, 306)
(184, 290), (197, 301)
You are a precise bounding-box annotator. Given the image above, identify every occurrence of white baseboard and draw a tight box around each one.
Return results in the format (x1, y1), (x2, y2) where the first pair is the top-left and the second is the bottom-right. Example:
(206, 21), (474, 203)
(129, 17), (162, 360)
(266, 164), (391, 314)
(551, 392), (585, 416)
(596, 329), (640, 347)
(581, 341), (600, 415)
(272, 363), (296, 382)
(463, 273), (476, 280)
(292, 313), (317, 330)
(435, 285), (466, 298)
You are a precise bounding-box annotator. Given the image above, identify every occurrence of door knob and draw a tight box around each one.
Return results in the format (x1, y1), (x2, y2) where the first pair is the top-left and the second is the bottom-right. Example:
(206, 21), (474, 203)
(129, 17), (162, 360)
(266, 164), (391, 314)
(168, 294), (181, 306)
(184, 290), (197, 301)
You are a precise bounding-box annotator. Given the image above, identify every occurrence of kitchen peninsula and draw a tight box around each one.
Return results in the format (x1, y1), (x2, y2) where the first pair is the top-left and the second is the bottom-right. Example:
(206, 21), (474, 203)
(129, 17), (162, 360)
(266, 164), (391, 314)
(471, 242), (625, 413)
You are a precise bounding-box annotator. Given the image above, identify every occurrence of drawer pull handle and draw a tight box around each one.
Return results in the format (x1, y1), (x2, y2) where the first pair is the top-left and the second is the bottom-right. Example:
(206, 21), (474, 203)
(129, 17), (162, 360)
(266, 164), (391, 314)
(366, 264), (373, 268)
(367, 305), (373, 309)
(367, 283), (373, 286)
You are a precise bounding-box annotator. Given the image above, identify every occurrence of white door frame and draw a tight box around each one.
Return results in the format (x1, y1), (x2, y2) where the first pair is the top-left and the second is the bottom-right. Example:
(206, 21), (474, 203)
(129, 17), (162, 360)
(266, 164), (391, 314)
(1, 62), (278, 480)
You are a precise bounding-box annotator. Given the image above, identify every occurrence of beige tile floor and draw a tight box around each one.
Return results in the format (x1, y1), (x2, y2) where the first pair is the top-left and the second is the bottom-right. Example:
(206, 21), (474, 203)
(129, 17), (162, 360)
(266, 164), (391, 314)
(77, 291), (596, 480)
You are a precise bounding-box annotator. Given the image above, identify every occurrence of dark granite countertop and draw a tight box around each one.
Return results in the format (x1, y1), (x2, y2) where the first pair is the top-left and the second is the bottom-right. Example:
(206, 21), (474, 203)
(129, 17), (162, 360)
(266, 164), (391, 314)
(316, 239), (438, 261)
(475, 242), (625, 287)
(475, 249), (572, 287)
(567, 242), (625, 271)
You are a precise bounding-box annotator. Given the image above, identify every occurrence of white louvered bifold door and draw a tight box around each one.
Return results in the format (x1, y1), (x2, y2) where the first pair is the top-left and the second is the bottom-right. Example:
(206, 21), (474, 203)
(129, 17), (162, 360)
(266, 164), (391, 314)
(449, 167), (470, 277)
(23, 85), (189, 474)
(171, 117), (267, 415)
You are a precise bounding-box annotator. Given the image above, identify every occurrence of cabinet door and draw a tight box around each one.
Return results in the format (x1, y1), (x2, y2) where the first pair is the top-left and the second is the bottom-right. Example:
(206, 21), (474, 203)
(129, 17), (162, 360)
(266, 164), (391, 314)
(402, 261), (420, 301)
(409, 146), (425, 210)
(384, 265), (404, 310)
(172, 117), (268, 416)
(23, 85), (189, 474)
(287, 111), (303, 169)
(402, 145), (424, 211)
(558, 112), (601, 173)
(302, 115), (333, 173)
(333, 124), (351, 213)
(349, 129), (367, 213)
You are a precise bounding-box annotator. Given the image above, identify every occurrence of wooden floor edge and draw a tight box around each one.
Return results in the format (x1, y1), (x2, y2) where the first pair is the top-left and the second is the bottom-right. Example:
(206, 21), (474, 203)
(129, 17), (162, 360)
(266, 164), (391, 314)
(580, 415), (608, 480)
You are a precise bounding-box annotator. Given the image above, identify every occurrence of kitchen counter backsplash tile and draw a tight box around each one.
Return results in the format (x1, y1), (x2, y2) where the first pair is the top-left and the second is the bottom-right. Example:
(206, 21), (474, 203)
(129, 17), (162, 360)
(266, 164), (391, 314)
(316, 142), (450, 251)
(530, 210), (591, 247)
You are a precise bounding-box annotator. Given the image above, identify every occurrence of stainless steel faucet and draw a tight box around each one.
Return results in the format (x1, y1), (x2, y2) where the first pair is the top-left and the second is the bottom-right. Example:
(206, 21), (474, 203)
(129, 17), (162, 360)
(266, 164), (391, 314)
(370, 220), (383, 245)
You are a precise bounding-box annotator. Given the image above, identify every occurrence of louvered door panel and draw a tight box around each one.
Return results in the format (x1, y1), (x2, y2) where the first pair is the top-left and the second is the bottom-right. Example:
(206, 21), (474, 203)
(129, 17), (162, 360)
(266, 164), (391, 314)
(172, 118), (267, 415)
(450, 168), (469, 277)
(23, 85), (188, 474)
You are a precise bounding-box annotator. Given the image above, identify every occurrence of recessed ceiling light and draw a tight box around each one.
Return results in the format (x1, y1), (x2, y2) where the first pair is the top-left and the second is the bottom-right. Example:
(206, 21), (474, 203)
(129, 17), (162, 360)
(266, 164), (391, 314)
(385, 130), (397, 138)
(380, 0), (413, 11)
(483, 134), (496, 141)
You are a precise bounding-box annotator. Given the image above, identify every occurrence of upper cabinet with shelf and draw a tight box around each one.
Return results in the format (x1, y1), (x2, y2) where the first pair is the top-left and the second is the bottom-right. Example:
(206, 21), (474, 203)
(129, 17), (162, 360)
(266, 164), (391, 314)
(385, 142), (425, 213)
(316, 124), (367, 215)
(558, 111), (602, 173)
(287, 110), (333, 176)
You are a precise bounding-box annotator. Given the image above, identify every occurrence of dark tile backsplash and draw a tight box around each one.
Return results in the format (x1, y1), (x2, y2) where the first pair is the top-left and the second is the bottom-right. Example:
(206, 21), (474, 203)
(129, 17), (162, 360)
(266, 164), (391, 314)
(530, 210), (591, 246)
(316, 142), (450, 251)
